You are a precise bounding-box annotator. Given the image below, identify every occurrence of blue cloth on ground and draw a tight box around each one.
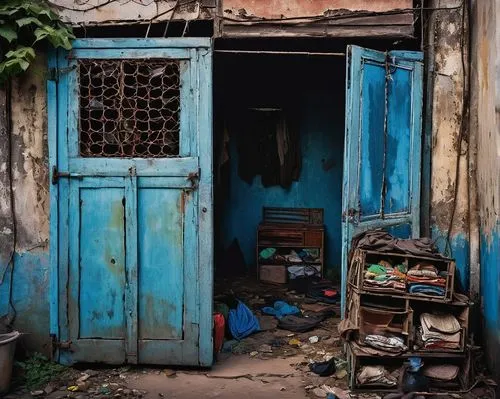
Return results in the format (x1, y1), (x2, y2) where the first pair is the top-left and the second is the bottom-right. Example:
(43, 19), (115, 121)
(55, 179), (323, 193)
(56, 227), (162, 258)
(228, 300), (260, 340)
(408, 284), (445, 296)
(262, 300), (301, 319)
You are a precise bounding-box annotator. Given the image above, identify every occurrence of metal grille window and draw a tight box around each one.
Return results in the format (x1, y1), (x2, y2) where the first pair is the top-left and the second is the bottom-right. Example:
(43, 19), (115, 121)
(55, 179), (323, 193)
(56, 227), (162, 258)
(78, 59), (181, 158)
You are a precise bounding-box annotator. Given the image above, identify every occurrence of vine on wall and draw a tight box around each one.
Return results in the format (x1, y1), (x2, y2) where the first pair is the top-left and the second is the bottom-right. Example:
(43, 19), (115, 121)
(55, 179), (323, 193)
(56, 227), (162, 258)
(0, 0), (74, 82)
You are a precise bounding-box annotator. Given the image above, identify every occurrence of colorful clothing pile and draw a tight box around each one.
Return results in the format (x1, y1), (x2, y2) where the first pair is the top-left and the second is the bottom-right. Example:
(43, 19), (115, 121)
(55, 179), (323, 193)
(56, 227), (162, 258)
(407, 263), (446, 296)
(363, 262), (407, 291)
(418, 313), (461, 350)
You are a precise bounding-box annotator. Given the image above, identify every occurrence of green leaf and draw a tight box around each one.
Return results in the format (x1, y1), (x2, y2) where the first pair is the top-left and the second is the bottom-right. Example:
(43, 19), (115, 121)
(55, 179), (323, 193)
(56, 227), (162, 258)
(0, 25), (17, 42)
(16, 16), (44, 27)
(5, 46), (35, 62)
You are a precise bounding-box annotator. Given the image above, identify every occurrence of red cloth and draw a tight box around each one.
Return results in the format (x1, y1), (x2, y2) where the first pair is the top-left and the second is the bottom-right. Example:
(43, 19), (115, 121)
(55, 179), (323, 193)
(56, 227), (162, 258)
(213, 313), (225, 354)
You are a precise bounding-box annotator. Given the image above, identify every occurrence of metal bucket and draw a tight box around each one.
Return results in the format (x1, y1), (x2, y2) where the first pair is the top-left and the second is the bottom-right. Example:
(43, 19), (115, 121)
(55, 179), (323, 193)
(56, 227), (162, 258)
(0, 331), (21, 394)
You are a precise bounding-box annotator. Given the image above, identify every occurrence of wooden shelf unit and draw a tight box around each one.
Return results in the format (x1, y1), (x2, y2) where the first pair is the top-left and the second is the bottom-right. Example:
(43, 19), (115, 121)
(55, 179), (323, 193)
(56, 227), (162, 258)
(257, 207), (325, 284)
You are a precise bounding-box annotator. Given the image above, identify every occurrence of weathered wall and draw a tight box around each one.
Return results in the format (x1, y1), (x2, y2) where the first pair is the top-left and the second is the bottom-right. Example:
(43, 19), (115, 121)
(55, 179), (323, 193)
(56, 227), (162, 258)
(219, 0), (415, 38)
(427, 0), (471, 291)
(52, 0), (214, 25)
(0, 55), (51, 355)
(470, 0), (500, 381)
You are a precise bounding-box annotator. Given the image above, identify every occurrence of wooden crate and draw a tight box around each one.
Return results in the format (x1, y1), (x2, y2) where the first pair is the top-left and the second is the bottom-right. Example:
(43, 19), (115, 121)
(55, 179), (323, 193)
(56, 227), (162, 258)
(345, 292), (413, 348)
(348, 248), (456, 302)
(346, 342), (470, 392)
(409, 301), (469, 353)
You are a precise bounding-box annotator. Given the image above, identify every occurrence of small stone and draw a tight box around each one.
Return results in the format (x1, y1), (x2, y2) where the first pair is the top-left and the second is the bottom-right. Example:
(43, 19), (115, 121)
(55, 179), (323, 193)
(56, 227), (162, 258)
(335, 369), (347, 379)
(119, 374), (127, 379)
(309, 336), (319, 344)
(305, 385), (315, 390)
(44, 382), (57, 394)
(159, 394), (164, 398)
(123, 389), (131, 395)
(109, 383), (120, 390)
(312, 387), (327, 398)
(31, 391), (45, 397)
(77, 382), (89, 392)
(84, 369), (99, 377)
(77, 373), (90, 383)
(163, 369), (176, 377)
(250, 351), (259, 357)
(280, 387), (286, 391)
(258, 344), (273, 353)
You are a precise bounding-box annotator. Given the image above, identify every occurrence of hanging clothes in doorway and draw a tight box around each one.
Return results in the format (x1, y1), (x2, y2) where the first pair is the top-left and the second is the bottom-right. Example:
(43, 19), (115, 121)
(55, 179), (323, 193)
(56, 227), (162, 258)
(236, 108), (301, 189)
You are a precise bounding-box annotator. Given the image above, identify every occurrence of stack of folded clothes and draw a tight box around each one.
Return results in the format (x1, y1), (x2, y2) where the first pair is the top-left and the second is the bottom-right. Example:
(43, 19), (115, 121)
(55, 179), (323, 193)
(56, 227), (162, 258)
(356, 365), (399, 387)
(407, 263), (447, 296)
(423, 364), (460, 387)
(363, 260), (407, 292)
(417, 313), (461, 350)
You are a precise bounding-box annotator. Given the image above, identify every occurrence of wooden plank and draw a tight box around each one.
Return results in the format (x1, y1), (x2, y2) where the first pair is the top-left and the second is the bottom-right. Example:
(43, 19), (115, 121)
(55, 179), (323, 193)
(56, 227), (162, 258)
(125, 172), (138, 364)
(47, 51), (59, 340)
(69, 157), (199, 177)
(56, 49), (71, 364)
(197, 47), (214, 367)
(71, 48), (190, 60)
(72, 38), (211, 49)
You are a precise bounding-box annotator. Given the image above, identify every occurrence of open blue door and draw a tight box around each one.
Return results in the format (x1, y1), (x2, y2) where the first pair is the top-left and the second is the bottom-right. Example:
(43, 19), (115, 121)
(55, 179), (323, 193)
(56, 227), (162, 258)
(341, 45), (424, 314)
(49, 39), (213, 365)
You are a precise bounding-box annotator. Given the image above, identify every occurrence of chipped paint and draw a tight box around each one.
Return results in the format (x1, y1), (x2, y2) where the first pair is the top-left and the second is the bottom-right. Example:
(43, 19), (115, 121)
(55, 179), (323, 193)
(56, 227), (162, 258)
(427, 1), (470, 283)
(222, 0), (412, 19)
(51, 0), (214, 26)
(470, 0), (500, 382)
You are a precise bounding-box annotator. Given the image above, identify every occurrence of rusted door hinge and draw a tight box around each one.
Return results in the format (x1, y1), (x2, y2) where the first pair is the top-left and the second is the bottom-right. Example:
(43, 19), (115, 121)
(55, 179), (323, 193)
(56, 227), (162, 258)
(50, 334), (72, 356)
(342, 208), (358, 222)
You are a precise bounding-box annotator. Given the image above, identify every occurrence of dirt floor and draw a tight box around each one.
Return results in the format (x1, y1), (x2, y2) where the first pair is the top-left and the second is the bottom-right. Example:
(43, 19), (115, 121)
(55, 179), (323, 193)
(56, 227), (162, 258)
(4, 277), (496, 399)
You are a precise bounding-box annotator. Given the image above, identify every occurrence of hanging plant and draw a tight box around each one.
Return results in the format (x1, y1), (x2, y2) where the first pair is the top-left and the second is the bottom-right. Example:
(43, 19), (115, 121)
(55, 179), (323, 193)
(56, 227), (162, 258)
(0, 0), (75, 83)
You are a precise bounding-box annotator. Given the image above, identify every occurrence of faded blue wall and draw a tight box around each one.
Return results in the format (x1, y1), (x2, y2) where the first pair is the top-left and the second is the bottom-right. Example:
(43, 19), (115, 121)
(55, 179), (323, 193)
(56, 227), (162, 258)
(0, 251), (50, 355)
(217, 56), (345, 271)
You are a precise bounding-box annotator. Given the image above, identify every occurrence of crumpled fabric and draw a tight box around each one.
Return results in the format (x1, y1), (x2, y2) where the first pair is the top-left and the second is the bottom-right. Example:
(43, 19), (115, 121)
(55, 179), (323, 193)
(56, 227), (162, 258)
(423, 364), (459, 380)
(262, 301), (301, 319)
(364, 334), (408, 353)
(228, 301), (260, 340)
(350, 230), (445, 264)
(357, 365), (398, 386)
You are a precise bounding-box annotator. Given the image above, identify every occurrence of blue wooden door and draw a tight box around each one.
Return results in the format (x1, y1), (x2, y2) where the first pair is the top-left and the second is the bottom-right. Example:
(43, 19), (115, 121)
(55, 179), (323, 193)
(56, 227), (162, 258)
(49, 39), (213, 366)
(341, 45), (424, 314)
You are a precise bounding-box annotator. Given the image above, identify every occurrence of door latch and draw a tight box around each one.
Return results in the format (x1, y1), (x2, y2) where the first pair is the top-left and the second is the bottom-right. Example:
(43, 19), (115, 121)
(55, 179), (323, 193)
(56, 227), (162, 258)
(50, 334), (72, 357)
(187, 169), (200, 190)
(52, 166), (82, 185)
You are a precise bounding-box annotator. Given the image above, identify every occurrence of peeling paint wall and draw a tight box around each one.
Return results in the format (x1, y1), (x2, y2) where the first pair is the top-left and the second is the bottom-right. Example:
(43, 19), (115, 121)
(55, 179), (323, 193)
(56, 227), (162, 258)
(52, 0), (215, 25)
(470, 0), (500, 382)
(427, 0), (471, 291)
(0, 55), (51, 355)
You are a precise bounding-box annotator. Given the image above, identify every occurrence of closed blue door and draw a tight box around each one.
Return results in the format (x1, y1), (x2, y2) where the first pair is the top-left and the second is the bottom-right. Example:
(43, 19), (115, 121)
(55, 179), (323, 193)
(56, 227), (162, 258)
(341, 45), (424, 314)
(49, 39), (213, 365)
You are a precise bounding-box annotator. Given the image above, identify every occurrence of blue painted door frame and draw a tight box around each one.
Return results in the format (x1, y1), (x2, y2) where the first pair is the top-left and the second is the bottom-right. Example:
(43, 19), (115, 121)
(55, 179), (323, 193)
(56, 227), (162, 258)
(48, 38), (213, 366)
(341, 45), (424, 315)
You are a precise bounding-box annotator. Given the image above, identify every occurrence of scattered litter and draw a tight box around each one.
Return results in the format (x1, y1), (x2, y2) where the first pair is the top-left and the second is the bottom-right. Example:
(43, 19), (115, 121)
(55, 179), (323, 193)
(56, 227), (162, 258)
(67, 385), (79, 392)
(280, 387), (286, 391)
(258, 344), (273, 353)
(288, 338), (301, 346)
(250, 351), (259, 357)
(309, 336), (319, 344)
(43, 382), (56, 395)
(309, 358), (336, 377)
(321, 385), (350, 399)
(335, 369), (347, 379)
(313, 387), (328, 398)
(305, 385), (315, 390)
(30, 391), (44, 397)
(287, 333), (295, 337)
(163, 369), (176, 377)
